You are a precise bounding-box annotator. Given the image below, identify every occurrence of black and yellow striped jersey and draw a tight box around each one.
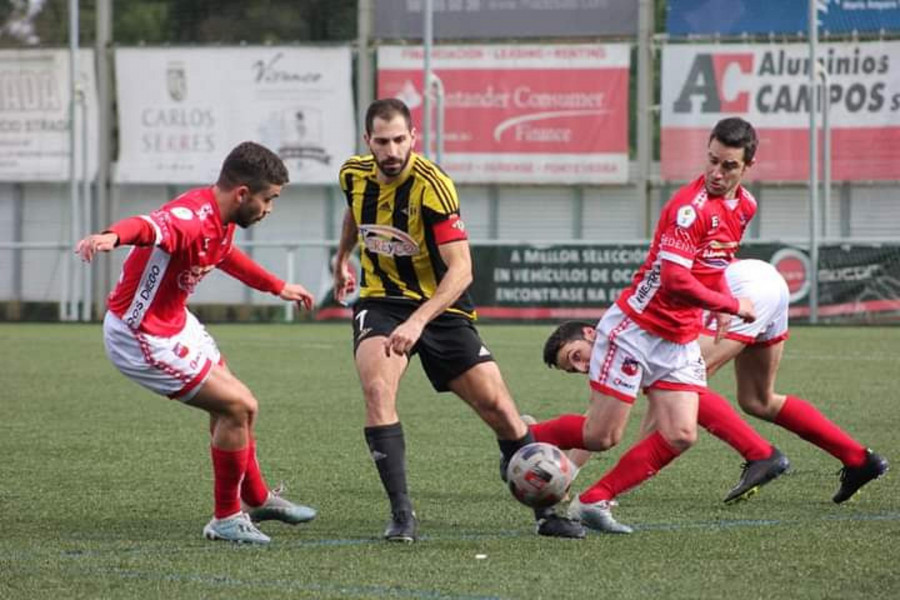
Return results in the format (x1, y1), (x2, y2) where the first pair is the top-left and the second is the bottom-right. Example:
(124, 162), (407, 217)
(339, 152), (475, 319)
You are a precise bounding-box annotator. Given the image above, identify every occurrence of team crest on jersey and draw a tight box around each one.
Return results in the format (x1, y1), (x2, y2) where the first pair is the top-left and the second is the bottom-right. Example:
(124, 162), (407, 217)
(359, 224), (420, 257)
(676, 205), (697, 228)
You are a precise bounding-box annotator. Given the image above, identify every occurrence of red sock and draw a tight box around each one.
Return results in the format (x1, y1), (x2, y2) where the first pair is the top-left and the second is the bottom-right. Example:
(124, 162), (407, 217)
(240, 438), (270, 508)
(698, 389), (772, 461)
(530, 414), (585, 450)
(580, 431), (680, 504)
(211, 445), (249, 518)
(774, 396), (867, 467)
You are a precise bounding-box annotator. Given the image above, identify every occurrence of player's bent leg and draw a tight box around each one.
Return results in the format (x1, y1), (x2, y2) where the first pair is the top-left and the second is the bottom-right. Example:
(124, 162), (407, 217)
(735, 342), (886, 502)
(449, 366), (585, 538)
(448, 361), (527, 440)
(187, 366), (257, 449)
(583, 389), (633, 452)
(355, 336), (408, 427)
(354, 337), (417, 541)
(733, 341), (786, 421)
(697, 334), (746, 377)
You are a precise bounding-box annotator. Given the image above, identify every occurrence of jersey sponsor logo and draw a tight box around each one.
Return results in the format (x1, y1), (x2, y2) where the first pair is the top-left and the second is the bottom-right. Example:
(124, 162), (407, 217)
(676, 205), (697, 228)
(124, 248), (170, 329)
(177, 264), (215, 294)
(359, 224), (420, 257)
(170, 206), (194, 221)
(660, 232), (693, 254)
(627, 260), (662, 313)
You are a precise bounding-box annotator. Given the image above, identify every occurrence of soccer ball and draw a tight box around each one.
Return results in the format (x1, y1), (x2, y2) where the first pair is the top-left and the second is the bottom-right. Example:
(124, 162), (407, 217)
(506, 442), (574, 509)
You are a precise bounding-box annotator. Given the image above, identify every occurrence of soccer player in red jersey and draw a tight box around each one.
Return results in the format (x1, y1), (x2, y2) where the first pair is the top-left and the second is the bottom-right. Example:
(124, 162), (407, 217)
(544, 258), (887, 509)
(76, 141), (317, 545)
(526, 118), (760, 533)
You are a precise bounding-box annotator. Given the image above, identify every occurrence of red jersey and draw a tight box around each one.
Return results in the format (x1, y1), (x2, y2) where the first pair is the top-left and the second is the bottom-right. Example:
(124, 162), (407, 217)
(107, 187), (237, 336)
(616, 175), (757, 343)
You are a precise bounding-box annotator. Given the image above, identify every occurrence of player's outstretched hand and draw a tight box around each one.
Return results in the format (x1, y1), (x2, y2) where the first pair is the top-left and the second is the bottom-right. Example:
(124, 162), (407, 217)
(709, 311), (731, 343)
(333, 260), (357, 305)
(384, 318), (425, 357)
(75, 232), (118, 263)
(280, 283), (315, 311)
(736, 297), (756, 323)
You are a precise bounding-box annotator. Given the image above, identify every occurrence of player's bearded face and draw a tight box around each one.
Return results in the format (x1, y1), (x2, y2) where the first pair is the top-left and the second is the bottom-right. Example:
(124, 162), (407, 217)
(236, 186), (280, 228)
(366, 115), (415, 179)
(705, 139), (750, 199)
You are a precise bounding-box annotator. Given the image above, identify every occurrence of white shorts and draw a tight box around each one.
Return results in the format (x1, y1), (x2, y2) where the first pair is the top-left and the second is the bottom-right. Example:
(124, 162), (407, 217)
(704, 259), (790, 346)
(103, 310), (221, 401)
(589, 304), (707, 404)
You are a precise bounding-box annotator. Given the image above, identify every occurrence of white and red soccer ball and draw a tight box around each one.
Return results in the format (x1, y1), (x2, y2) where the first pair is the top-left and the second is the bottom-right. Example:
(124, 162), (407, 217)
(506, 442), (574, 509)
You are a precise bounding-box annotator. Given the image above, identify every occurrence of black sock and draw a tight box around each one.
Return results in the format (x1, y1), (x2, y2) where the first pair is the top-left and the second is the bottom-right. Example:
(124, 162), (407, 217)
(497, 429), (535, 462)
(364, 422), (412, 514)
(496, 432), (554, 522)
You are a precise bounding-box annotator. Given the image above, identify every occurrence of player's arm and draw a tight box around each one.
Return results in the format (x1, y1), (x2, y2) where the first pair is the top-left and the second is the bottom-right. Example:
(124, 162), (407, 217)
(661, 261), (755, 321)
(75, 216), (157, 262)
(333, 209), (359, 302)
(384, 238), (472, 357)
(219, 247), (313, 310)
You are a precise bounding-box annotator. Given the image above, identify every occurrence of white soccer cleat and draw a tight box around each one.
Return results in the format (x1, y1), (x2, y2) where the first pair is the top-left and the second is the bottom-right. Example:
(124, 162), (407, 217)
(568, 497), (633, 534)
(242, 483), (317, 525)
(202, 512), (271, 545)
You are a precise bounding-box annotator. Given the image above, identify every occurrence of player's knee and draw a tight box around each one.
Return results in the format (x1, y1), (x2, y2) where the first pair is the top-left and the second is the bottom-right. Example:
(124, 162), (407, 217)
(361, 378), (393, 405)
(738, 395), (774, 421)
(662, 425), (697, 452)
(226, 390), (257, 424)
(583, 424), (622, 452)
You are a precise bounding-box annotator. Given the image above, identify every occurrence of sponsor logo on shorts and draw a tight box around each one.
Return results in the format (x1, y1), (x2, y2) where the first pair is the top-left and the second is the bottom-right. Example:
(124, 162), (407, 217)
(613, 378), (636, 390)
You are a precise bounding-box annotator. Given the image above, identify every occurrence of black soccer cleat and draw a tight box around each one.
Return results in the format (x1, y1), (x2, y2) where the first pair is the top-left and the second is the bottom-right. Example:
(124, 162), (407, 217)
(384, 509), (418, 543)
(534, 506), (586, 539)
(833, 450), (889, 504)
(724, 446), (791, 504)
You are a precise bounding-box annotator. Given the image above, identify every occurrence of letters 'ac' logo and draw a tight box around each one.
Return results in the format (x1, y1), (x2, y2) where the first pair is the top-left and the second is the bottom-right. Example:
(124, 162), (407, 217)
(673, 53), (753, 114)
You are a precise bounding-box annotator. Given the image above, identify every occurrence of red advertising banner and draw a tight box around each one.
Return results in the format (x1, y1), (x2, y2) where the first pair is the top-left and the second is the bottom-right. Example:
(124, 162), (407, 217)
(661, 42), (900, 182)
(377, 44), (630, 184)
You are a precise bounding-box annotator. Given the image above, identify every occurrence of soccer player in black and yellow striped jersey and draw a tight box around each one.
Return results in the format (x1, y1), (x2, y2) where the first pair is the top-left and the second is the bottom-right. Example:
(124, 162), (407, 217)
(333, 99), (585, 542)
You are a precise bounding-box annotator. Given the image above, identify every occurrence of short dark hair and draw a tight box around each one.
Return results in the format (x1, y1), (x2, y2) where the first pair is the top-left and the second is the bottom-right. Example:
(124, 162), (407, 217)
(217, 141), (289, 193)
(709, 117), (758, 164)
(365, 98), (412, 135)
(542, 320), (595, 368)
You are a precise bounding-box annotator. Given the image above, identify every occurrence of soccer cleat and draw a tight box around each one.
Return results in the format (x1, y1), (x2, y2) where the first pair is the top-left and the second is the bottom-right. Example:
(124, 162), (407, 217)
(535, 512), (586, 539)
(568, 497), (633, 534)
(384, 509), (418, 543)
(833, 450), (889, 504)
(202, 512), (271, 545)
(724, 447), (791, 504)
(242, 483), (317, 525)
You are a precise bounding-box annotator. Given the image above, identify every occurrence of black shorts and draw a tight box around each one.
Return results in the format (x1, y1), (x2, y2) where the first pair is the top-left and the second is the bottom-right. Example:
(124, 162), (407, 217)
(351, 299), (494, 392)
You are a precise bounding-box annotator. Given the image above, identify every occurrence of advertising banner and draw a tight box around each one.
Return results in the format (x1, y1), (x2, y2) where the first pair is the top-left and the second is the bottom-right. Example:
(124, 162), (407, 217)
(661, 42), (900, 182)
(667, 0), (900, 36)
(114, 47), (355, 185)
(315, 242), (900, 323)
(374, 0), (637, 40)
(377, 44), (630, 184)
(0, 49), (97, 182)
